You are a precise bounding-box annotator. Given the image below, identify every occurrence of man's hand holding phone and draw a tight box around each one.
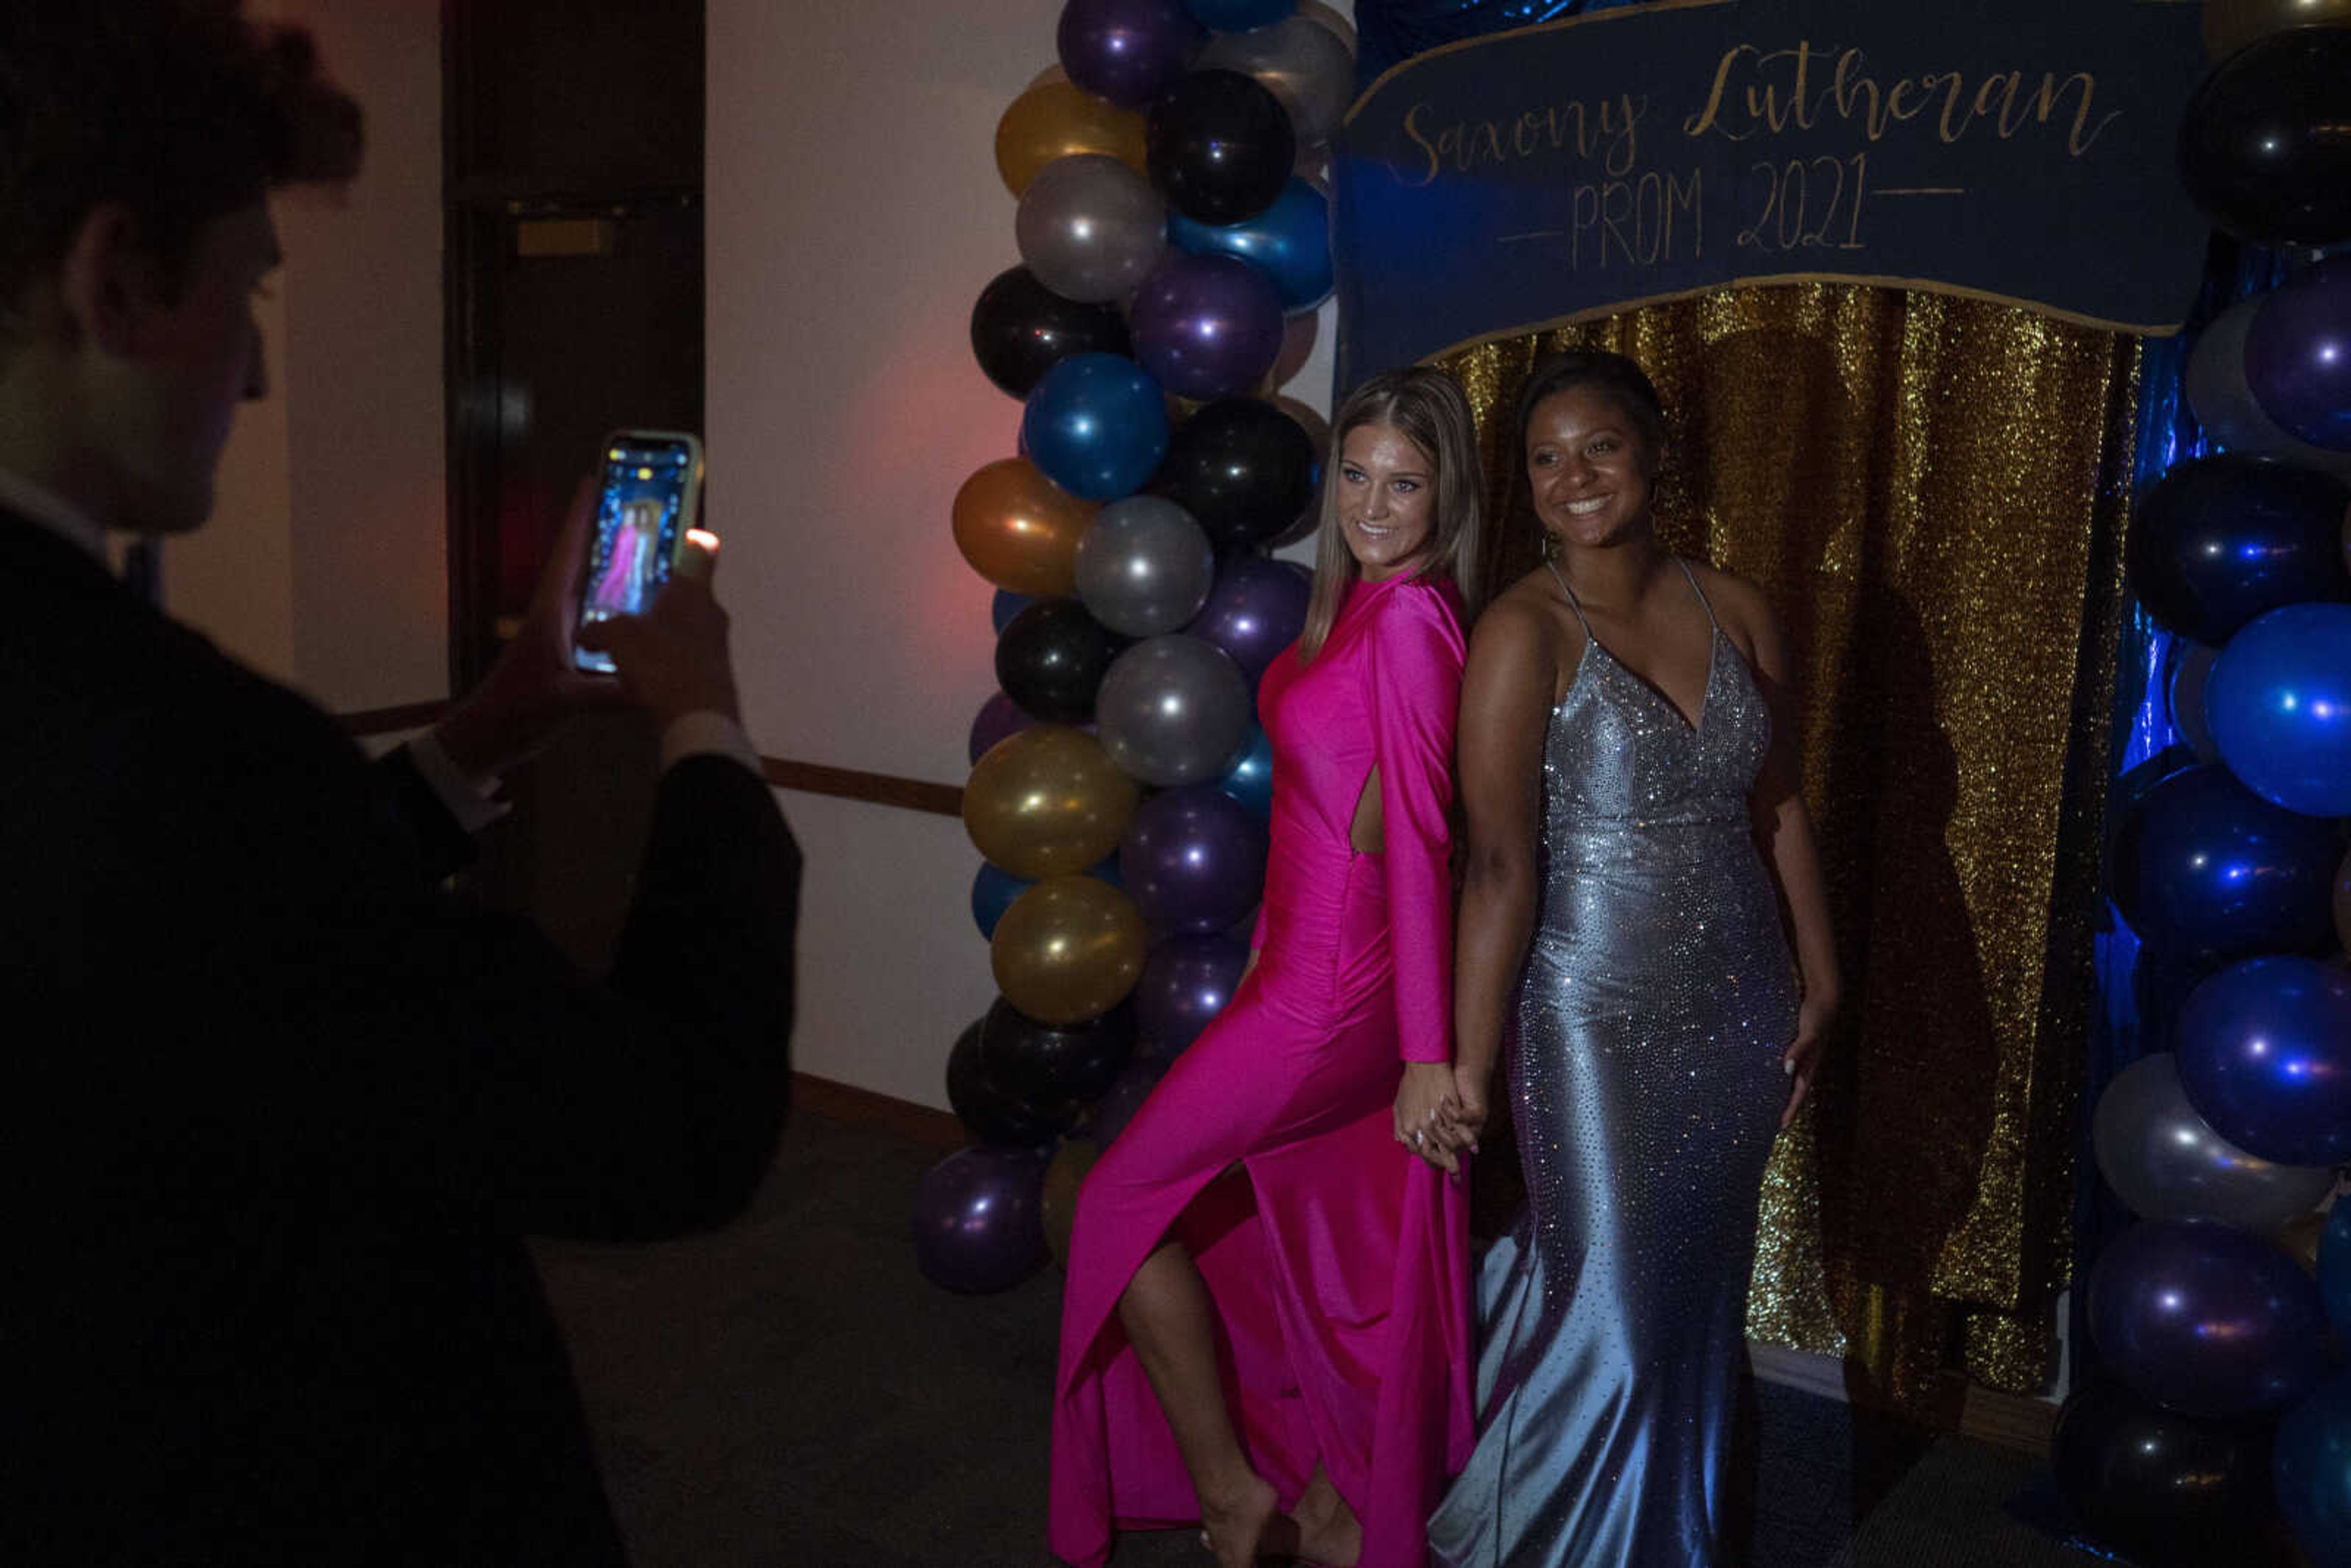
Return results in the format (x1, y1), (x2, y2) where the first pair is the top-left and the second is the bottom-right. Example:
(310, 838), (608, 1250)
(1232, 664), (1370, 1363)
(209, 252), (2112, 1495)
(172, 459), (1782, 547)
(574, 527), (741, 729)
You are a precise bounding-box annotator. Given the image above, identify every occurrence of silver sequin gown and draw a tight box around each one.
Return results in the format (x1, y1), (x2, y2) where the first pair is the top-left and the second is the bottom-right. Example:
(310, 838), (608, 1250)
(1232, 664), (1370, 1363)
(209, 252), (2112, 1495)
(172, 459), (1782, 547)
(1430, 560), (1799, 1568)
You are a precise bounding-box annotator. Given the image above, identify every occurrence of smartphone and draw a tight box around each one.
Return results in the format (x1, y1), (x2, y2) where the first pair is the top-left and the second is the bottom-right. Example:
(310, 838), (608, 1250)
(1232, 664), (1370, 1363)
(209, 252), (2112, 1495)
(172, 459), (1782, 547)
(572, 430), (704, 673)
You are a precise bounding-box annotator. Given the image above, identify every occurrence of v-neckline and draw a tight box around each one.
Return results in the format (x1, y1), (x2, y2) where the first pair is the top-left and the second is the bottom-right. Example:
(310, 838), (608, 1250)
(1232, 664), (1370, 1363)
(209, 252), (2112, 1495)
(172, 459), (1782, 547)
(1581, 625), (1720, 737)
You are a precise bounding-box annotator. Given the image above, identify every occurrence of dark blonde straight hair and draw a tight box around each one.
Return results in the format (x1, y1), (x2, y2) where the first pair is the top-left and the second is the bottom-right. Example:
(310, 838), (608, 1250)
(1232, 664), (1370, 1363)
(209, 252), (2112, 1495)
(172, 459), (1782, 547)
(1295, 366), (1484, 661)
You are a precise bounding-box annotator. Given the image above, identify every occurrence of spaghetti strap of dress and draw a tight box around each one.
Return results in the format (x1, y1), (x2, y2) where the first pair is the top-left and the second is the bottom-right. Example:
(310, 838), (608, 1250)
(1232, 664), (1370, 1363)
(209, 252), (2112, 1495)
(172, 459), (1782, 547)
(1541, 558), (1592, 635)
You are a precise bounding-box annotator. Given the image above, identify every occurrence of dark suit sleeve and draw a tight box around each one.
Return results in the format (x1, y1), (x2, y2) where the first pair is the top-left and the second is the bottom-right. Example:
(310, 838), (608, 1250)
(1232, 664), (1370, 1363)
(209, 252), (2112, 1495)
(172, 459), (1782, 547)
(162, 695), (802, 1243)
(373, 744), (481, 881)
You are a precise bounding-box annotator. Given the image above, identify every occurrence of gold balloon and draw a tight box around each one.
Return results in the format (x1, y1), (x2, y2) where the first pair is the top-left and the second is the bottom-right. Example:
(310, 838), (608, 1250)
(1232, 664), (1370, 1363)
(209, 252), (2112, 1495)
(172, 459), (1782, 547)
(952, 456), (1097, 597)
(2204, 0), (2351, 60)
(962, 724), (1138, 879)
(1043, 1138), (1100, 1268)
(991, 875), (1148, 1026)
(995, 80), (1150, 197)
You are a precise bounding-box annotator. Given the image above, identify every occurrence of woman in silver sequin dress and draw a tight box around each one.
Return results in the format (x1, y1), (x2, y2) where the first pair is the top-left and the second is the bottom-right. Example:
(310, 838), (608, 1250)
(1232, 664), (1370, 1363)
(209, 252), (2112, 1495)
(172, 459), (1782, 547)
(1424, 352), (1840, 1567)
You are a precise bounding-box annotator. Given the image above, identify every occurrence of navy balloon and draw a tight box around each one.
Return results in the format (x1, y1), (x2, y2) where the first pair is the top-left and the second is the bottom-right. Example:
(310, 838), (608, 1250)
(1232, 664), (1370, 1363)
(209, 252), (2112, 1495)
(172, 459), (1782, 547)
(1151, 397), (1319, 548)
(1187, 554), (1311, 682)
(1059, 0), (1207, 110)
(2276, 1371), (2351, 1568)
(911, 1142), (1051, 1294)
(1129, 252), (1287, 400)
(2177, 956), (2351, 1166)
(2208, 602), (2351, 817)
(2087, 1219), (2329, 1419)
(970, 689), (1038, 764)
(1121, 784), (1270, 933)
(1134, 932), (1250, 1055)
(947, 1018), (1075, 1144)
(1023, 353), (1173, 501)
(992, 589), (1037, 634)
(2247, 256), (2351, 452)
(2320, 1202), (2351, 1342)
(2125, 456), (2351, 645)
(1215, 723), (1275, 822)
(2107, 762), (2340, 963)
(972, 863), (1031, 940)
(996, 597), (1125, 723)
(1186, 0), (1294, 29)
(1169, 178), (1333, 312)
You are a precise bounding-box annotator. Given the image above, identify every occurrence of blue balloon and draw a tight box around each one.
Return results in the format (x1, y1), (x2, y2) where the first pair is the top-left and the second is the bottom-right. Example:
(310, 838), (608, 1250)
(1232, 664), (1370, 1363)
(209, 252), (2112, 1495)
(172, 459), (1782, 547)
(2125, 456), (2351, 645)
(1185, 0), (1295, 29)
(1214, 724), (1275, 822)
(2107, 763), (2341, 963)
(1168, 178), (1334, 313)
(992, 589), (1035, 634)
(2277, 1371), (2351, 1568)
(2087, 1219), (2329, 1419)
(972, 862), (1033, 940)
(2177, 956), (2351, 1166)
(1021, 352), (1172, 501)
(2319, 1201), (2351, 1342)
(2208, 602), (2351, 817)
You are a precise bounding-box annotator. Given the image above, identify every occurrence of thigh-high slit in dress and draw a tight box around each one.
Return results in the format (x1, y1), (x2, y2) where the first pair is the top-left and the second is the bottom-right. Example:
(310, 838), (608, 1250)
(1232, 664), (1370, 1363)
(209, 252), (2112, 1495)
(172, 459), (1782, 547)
(1049, 572), (1477, 1568)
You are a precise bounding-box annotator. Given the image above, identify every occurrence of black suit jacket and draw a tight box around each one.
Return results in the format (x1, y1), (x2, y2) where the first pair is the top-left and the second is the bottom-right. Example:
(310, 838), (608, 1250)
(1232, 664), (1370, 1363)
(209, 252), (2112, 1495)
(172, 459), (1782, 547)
(0, 511), (801, 1564)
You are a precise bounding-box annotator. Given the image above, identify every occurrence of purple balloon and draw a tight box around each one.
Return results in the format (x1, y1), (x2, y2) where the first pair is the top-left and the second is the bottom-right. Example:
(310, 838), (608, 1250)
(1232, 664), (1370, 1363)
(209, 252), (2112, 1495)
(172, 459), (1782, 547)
(1088, 1056), (1170, 1147)
(2247, 256), (2351, 452)
(1130, 252), (1287, 400)
(1057, 0), (1206, 110)
(969, 689), (1038, 765)
(911, 1142), (1051, 1294)
(1133, 932), (1250, 1055)
(2177, 955), (2351, 1167)
(1187, 554), (1311, 682)
(1120, 784), (1269, 934)
(2088, 1219), (2329, 1419)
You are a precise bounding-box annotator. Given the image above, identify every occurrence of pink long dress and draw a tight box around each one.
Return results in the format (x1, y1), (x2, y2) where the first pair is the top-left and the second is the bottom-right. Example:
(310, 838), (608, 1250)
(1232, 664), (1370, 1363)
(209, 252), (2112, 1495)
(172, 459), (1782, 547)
(1049, 570), (1476, 1568)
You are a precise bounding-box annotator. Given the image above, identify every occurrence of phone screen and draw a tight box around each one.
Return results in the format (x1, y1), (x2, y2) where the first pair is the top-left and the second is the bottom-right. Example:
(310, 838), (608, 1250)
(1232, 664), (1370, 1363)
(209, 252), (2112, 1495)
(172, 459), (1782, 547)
(574, 432), (701, 674)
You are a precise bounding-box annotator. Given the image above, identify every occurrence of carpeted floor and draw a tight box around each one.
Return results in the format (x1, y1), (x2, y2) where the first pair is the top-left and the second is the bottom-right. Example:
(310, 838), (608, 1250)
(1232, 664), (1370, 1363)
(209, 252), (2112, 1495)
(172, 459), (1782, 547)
(533, 1109), (2107, 1567)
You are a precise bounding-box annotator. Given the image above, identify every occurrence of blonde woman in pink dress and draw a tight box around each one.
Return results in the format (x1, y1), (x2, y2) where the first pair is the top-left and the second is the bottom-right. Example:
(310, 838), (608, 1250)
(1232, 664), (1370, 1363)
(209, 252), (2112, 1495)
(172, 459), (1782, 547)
(1051, 367), (1484, 1568)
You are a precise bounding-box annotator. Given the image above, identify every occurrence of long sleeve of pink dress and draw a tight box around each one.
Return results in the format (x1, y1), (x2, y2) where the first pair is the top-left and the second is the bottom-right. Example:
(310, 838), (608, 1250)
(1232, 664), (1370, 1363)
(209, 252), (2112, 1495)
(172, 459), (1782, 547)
(1049, 571), (1475, 1568)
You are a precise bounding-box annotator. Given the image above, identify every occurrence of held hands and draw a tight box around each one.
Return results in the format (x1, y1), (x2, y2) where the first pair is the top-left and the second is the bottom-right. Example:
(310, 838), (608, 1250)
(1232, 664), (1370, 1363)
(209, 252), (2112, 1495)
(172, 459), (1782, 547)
(1781, 989), (1837, 1129)
(1394, 1061), (1463, 1176)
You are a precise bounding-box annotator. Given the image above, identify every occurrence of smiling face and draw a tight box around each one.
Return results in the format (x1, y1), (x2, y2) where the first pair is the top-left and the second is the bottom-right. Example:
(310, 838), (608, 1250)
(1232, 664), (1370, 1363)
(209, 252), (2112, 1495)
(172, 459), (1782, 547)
(1524, 385), (1658, 554)
(1335, 420), (1437, 582)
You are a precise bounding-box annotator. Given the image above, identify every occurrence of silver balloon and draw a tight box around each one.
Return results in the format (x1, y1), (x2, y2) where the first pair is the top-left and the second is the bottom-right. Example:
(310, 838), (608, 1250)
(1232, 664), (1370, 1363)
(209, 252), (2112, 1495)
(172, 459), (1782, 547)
(1200, 17), (1358, 148)
(2169, 640), (2221, 763)
(1074, 495), (1217, 637)
(2093, 1053), (2334, 1231)
(1095, 634), (1255, 787)
(2184, 296), (2351, 481)
(1015, 153), (1167, 304)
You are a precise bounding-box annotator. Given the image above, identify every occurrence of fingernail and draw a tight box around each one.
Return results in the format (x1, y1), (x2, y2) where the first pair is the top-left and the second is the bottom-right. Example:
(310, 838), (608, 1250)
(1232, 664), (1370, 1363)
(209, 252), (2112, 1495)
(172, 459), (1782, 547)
(1783, 1058), (1796, 1076)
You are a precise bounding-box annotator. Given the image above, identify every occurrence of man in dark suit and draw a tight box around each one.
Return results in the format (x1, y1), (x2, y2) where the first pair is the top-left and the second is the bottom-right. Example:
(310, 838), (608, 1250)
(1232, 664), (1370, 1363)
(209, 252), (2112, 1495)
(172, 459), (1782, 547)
(0, 5), (800, 1561)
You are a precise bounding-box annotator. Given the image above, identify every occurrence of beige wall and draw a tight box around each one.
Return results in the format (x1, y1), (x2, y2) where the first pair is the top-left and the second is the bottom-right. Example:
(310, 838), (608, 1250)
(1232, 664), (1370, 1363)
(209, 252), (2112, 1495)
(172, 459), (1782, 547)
(174, 0), (446, 714)
(708, 2), (1340, 1108)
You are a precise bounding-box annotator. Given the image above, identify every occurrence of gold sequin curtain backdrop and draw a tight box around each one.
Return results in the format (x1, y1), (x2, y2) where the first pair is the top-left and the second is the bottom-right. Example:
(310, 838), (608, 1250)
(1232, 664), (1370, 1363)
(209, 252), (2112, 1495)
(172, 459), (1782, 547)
(1441, 283), (2140, 1403)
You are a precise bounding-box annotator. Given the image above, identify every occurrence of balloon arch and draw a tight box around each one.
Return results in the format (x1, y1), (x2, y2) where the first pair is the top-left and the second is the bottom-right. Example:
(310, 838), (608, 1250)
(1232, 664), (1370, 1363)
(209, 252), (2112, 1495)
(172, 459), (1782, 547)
(913, 6), (2351, 1562)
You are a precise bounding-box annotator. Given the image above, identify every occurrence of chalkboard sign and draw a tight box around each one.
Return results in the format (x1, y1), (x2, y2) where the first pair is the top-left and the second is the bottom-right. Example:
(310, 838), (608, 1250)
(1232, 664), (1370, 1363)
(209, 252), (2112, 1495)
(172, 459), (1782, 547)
(1333, 0), (2211, 385)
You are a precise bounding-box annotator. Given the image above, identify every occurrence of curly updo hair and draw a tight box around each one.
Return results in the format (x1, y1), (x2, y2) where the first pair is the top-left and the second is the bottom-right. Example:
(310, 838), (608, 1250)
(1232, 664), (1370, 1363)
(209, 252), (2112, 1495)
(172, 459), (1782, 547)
(1515, 349), (1669, 471)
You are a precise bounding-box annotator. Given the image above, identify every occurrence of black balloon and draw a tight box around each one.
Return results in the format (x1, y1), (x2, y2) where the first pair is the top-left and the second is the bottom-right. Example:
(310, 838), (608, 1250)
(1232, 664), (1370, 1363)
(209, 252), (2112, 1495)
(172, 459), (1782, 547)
(2052, 1379), (2277, 1566)
(979, 995), (1138, 1106)
(970, 265), (1135, 399)
(2177, 26), (2351, 246)
(946, 1018), (1076, 1144)
(1146, 69), (1297, 225)
(1150, 397), (1318, 547)
(2126, 454), (2351, 645)
(996, 597), (1127, 722)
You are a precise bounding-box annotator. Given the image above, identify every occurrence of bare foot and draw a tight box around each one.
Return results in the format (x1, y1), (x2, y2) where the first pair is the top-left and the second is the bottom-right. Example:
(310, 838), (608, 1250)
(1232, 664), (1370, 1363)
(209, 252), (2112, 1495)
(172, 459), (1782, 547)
(1198, 1470), (1297, 1568)
(1289, 1467), (1362, 1567)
